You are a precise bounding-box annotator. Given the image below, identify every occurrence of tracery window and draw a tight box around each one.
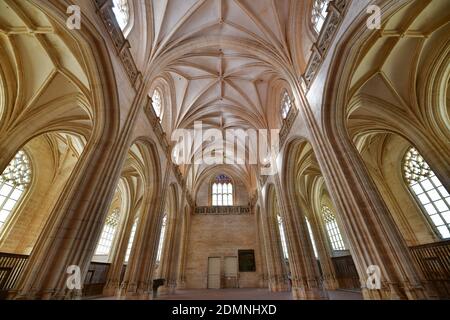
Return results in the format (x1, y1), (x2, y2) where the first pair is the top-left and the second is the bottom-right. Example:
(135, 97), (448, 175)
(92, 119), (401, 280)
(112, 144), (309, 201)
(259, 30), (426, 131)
(277, 214), (289, 260)
(212, 175), (233, 206)
(403, 147), (450, 239)
(311, 0), (330, 33)
(322, 205), (346, 251)
(95, 209), (120, 255)
(112, 0), (130, 31)
(152, 89), (162, 120)
(305, 217), (319, 258)
(156, 214), (168, 263)
(0, 150), (32, 232)
(125, 218), (138, 263)
(281, 90), (292, 120)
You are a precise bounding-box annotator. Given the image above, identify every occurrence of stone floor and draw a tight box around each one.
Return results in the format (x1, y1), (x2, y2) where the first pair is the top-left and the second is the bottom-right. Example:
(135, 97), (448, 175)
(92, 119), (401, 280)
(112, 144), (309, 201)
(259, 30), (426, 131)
(154, 288), (363, 300)
(94, 288), (363, 300)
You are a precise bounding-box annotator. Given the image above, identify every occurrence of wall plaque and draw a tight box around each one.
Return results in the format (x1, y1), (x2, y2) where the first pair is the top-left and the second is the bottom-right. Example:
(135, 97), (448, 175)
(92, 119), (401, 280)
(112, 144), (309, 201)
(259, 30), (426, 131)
(238, 249), (256, 272)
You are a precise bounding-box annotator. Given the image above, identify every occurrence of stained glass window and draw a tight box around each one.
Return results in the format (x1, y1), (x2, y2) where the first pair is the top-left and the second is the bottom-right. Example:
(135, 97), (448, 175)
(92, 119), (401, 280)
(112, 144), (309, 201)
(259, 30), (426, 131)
(0, 150), (32, 231)
(322, 205), (346, 251)
(403, 147), (450, 239)
(212, 175), (233, 206)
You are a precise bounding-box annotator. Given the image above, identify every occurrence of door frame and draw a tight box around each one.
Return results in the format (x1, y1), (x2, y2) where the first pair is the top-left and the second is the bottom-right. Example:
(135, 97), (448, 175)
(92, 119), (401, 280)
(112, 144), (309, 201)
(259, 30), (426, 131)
(207, 256), (222, 289)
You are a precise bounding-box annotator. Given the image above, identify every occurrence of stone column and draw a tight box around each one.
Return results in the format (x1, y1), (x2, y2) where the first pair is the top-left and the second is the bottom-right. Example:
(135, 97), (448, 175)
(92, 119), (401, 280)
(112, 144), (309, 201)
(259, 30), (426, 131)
(103, 201), (140, 297)
(154, 211), (178, 296)
(312, 132), (432, 299)
(12, 131), (130, 299)
(275, 178), (327, 300)
(119, 170), (170, 299)
(305, 205), (339, 290)
(176, 206), (191, 289)
(164, 195), (187, 294)
(256, 208), (269, 288)
(7, 57), (148, 299)
(259, 189), (288, 292)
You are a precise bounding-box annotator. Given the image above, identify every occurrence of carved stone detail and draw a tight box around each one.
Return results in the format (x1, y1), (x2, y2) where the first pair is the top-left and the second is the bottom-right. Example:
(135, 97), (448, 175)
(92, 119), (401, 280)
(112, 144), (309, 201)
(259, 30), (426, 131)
(302, 0), (349, 91)
(144, 97), (193, 206)
(194, 206), (251, 215)
(95, 0), (142, 89)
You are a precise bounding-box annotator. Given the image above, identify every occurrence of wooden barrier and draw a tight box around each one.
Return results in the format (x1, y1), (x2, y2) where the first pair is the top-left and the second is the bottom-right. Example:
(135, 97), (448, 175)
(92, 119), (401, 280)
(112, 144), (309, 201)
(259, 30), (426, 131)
(410, 240), (450, 298)
(0, 252), (28, 298)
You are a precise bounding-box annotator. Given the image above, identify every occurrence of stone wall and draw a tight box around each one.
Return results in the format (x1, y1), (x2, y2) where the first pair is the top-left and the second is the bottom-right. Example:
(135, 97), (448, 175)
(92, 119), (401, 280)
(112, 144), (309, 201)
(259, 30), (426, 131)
(184, 212), (263, 289)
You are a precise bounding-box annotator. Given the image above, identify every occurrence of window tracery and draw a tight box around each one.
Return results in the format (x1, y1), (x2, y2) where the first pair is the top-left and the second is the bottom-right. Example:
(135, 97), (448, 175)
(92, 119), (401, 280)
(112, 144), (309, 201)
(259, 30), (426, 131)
(0, 150), (32, 231)
(212, 175), (233, 206)
(403, 147), (450, 239)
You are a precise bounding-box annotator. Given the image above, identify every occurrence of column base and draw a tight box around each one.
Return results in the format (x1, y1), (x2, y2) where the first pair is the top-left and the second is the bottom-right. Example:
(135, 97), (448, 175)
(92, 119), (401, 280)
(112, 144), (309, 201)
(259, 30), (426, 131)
(361, 282), (429, 300)
(268, 280), (289, 292)
(322, 278), (339, 291)
(103, 280), (121, 297)
(176, 279), (186, 290)
(13, 288), (82, 300)
(118, 281), (152, 300)
(292, 287), (328, 300)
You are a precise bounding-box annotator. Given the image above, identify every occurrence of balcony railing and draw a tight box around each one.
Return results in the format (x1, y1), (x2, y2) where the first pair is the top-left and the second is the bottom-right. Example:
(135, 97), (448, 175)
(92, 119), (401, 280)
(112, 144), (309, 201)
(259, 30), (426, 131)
(0, 252), (28, 298)
(194, 206), (252, 215)
(94, 0), (142, 89)
(83, 262), (111, 297)
(0, 252), (113, 298)
(331, 255), (360, 289)
(410, 240), (450, 298)
(279, 106), (299, 147)
(301, 0), (349, 91)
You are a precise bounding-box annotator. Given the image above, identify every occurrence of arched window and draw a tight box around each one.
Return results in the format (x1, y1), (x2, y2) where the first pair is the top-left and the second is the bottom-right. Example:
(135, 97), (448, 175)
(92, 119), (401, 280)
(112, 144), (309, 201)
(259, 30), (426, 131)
(281, 90), (292, 120)
(152, 89), (162, 120)
(0, 150), (32, 231)
(311, 0), (330, 33)
(322, 205), (346, 251)
(112, 0), (130, 31)
(277, 214), (289, 260)
(212, 175), (233, 206)
(305, 217), (319, 258)
(95, 209), (120, 256)
(156, 214), (168, 263)
(403, 147), (450, 239)
(125, 218), (138, 263)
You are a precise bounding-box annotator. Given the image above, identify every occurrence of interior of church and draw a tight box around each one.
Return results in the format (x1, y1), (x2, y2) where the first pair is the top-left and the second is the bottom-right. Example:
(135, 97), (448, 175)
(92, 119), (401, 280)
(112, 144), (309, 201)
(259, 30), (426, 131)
(0, 0), (448, 301)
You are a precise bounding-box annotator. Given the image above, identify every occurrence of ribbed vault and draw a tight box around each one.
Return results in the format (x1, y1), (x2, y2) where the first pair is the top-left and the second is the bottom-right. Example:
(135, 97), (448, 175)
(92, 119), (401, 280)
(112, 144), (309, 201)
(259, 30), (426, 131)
(140, 0), (311, 193)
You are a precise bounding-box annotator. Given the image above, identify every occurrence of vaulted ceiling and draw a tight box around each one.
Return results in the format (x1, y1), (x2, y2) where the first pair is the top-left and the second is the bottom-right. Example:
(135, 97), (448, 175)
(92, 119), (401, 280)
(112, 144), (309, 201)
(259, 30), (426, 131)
(0, 0), (94, 143)
(139, 0), (313, 191)
(348, 0), (450, 145)
(148, 0), (307, 132)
